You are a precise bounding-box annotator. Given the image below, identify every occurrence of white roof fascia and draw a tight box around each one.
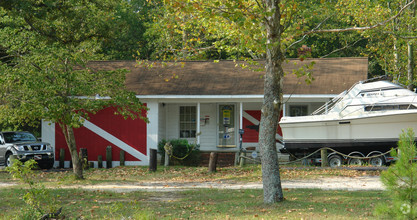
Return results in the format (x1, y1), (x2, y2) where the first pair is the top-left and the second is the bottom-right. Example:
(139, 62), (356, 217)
(136, 95), (263, 103)
(71, 94), (337, 103)
(283, 94), (337, 99)
(136, 94), (337, 103)
(136, 95), (263, 99)
(283, 94), (337, 103)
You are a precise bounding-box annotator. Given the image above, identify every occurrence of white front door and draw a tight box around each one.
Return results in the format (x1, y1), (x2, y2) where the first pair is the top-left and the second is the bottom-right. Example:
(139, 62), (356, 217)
(218, 104), (236, 147)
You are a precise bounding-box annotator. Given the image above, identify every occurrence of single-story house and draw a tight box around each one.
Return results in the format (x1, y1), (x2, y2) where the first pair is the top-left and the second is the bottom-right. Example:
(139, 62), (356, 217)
(41, 57), (368, 167)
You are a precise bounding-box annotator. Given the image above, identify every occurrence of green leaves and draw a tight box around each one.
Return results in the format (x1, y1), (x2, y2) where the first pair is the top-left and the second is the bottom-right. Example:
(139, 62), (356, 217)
(0, 0), (148, 179)
(7, 159), (61, 219)
(0, 0), (147, 129)
(376, 128), (417, 219)
(145, 0), (267, 60)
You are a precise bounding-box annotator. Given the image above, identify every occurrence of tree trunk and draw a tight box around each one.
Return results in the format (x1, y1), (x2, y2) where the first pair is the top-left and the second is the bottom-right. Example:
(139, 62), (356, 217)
(61, 124), (83, 179)
(259, 0), (284, 204)
(407, 1), (415, 91)
(407, 42), (414, 91)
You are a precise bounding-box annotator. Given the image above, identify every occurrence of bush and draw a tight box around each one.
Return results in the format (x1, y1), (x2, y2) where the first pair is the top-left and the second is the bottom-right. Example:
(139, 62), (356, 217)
(375, 128), (417, 219)
(7, 159), (61, 220)
(158, 139), (200, 166)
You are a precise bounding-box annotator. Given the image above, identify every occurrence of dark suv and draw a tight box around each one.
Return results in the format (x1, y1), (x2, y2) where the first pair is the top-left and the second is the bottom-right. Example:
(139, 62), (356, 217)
(0, 131), (54, 169)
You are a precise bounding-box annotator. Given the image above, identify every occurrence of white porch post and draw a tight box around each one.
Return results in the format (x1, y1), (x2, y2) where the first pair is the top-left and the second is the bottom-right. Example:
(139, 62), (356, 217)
(236, 102), (244, 165)
(283, 103), (286, 116)
(239, 102), (243, 129)
(147, 102), (159, 163)
(197, 102), (201, 145)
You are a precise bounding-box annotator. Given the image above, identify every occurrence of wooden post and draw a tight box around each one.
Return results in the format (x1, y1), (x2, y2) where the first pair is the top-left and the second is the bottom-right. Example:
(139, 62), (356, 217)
(321, 149), (329, 167)
(239, 152), (245, 167)
(106, 146), (112, 168)
(98, 155), (103, 168)
(59, 148), (65, 168)
(149, 149), (157, 172)
(80, 148), (88, 170)
(120, 150), (125, 166)
(164, 150), (170, 166)
(208, 152), (218, 172)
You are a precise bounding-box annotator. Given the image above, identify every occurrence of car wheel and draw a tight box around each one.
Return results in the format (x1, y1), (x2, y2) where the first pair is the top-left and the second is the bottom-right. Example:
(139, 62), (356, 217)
(5, 152), (13, 167)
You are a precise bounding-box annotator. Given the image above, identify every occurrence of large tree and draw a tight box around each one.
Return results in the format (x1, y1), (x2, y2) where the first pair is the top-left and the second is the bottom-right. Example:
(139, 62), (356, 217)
(0, 0), (147, 179)
(311, 0), (417, 82)
(100, 0), (157, 60)
(148, 0), (416, 203)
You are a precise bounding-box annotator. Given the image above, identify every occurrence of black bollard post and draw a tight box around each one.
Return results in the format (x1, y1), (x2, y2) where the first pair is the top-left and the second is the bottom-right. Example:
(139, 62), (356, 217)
(98, 155), (103, 168)
(149, 149), (157, 172)
(120, 150), (125, 166)
(59, 148), (65, 168)
(80, 148), (88, 170)
(106, 146), (112, 168)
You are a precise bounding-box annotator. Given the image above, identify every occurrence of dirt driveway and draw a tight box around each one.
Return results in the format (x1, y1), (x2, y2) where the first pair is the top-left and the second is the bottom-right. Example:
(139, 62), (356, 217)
(45, 176), (383, 192)
(0, 166), (384, 192)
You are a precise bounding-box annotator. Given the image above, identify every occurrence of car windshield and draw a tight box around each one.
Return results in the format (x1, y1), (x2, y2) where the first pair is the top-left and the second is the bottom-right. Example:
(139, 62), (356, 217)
(3, 132), (37, 143)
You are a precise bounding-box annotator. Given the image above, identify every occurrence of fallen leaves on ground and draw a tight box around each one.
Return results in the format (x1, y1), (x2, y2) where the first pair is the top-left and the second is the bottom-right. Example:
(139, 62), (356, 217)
(4, 164), (383, 186)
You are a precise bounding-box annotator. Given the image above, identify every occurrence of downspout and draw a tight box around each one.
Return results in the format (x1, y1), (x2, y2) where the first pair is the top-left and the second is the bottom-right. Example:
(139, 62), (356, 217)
(197, 102), (200, 145)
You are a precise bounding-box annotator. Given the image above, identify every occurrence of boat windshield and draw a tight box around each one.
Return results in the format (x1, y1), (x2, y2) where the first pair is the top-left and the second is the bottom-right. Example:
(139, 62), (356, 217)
(3, 132), (37, 143)
(364, 104), (417, 112)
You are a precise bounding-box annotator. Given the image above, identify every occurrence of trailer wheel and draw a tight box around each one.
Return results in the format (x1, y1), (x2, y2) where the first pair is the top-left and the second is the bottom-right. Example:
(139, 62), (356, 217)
(348, 158), (362, 166)
(369, 156), (385, 167)
(328, 155), (342, 167)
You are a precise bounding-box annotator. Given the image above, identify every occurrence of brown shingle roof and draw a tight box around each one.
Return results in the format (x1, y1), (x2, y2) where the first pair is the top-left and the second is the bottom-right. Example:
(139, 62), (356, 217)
(89, 57), (368, 95)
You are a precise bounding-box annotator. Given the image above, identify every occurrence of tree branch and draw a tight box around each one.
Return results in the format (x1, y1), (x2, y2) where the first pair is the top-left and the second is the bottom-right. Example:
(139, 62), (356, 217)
(305, 0), (415, 34)
(320, 37), (367, 58)
(285, 16), (330, 52)
(23, 17), (60, 43)
(0, 54), (14, 60)
(383, 31), (417, 39)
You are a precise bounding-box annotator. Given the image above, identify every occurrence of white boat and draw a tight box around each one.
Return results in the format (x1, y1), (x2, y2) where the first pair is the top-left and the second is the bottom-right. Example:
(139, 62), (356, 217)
(279, 78), (417, 166)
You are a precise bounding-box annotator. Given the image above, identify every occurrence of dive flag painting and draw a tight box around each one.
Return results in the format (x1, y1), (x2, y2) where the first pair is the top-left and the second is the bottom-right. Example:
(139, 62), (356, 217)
(55, 107), (147, 163)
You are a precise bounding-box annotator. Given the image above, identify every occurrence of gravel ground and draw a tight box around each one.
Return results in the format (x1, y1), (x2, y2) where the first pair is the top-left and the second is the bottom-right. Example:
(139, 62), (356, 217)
(0, 167), (384, 192)
(43, 176), (384, 192)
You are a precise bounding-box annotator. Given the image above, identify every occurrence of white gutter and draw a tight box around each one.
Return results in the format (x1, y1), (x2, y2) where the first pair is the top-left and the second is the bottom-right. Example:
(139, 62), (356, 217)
(135, 95), (264, 99)
(73, 94), (337, 102)
(135, 94), (337, 99)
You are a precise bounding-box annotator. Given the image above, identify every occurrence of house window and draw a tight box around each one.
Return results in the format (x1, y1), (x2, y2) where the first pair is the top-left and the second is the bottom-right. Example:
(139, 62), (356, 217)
(180, 106), (196, 138)
(289, 105), (308, 116)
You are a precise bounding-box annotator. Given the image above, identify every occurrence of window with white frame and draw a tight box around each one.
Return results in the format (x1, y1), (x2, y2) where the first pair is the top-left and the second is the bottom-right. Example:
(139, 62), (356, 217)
(180, 106), (196, 138)
(289, 105), (308, 116)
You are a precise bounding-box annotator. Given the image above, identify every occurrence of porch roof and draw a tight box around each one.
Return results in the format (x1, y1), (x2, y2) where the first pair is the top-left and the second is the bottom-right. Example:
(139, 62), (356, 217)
(89, 57), (368, 96)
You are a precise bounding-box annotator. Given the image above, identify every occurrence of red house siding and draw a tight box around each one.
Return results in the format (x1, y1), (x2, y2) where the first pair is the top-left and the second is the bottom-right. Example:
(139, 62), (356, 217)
(242, 110), (283, 143)
(55, 107), (147, 162)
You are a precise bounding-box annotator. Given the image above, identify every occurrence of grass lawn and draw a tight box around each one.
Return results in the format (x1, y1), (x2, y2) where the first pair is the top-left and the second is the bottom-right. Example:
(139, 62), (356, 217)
(0, 165), (388, 219)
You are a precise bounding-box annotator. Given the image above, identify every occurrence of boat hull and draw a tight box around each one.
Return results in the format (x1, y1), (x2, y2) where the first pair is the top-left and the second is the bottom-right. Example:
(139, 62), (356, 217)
(280, 111), (417, 153)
